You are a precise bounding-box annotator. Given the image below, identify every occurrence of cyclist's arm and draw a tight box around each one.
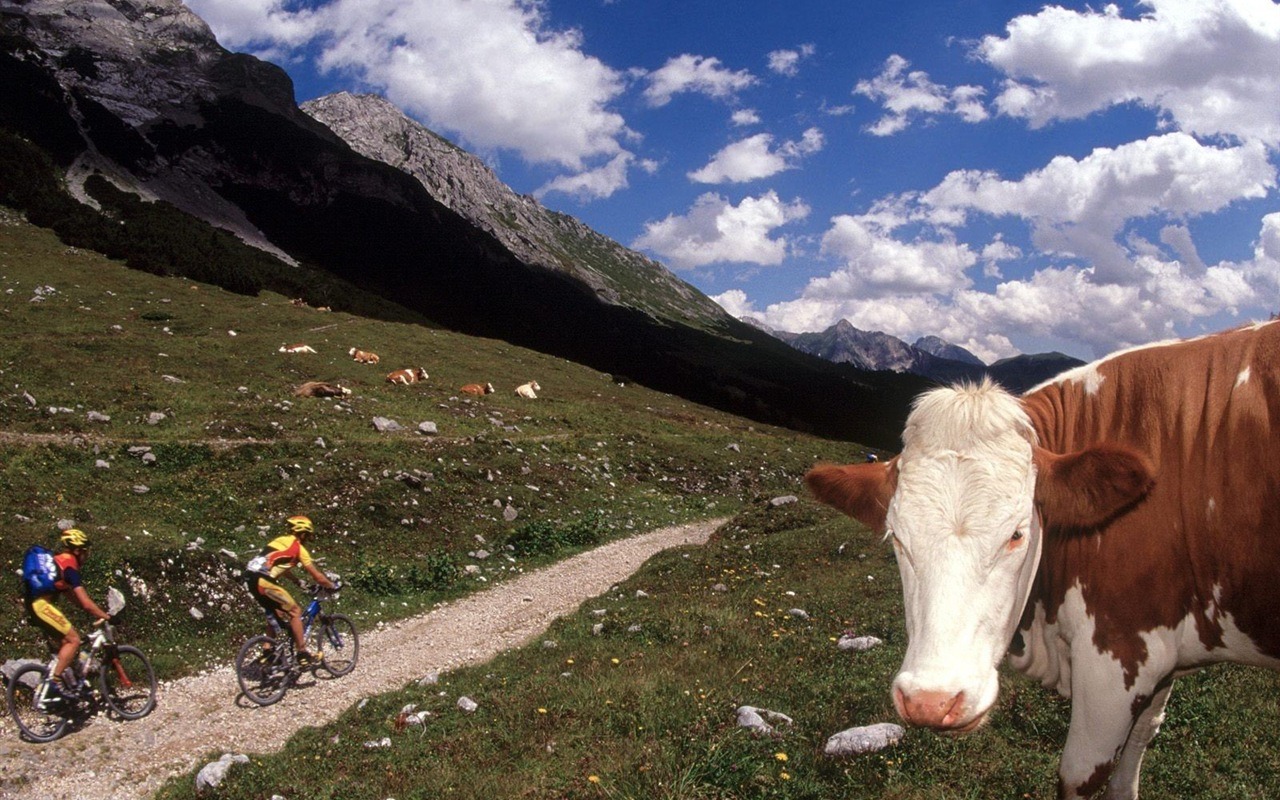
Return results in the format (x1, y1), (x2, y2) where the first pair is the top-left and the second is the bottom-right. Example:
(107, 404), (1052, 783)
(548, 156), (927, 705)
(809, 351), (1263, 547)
(302, 561), (337, 591)
(70, 586), (111, 622)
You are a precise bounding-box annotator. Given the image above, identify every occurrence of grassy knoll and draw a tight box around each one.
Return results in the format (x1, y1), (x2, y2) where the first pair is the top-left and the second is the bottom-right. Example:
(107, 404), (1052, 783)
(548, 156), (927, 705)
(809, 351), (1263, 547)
(0, 216), (864, 676)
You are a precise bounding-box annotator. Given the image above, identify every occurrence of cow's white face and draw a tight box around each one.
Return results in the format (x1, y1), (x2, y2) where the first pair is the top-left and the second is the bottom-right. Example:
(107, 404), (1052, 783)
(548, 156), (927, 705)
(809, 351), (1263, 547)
(886, 436), (1041, 732)
(871, 381), (1044, 731)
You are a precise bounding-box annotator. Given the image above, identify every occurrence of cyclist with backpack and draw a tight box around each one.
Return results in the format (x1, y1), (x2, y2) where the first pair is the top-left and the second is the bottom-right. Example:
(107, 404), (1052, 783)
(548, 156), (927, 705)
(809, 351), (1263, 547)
(243, 515), (339, 667)
(22, 528), (113, 698)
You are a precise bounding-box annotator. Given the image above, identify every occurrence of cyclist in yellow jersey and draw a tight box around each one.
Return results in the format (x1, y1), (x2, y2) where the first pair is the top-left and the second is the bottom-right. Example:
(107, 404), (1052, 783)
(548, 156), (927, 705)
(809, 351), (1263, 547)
(23, 528), (112, 697)
(243, 515), (339, 665)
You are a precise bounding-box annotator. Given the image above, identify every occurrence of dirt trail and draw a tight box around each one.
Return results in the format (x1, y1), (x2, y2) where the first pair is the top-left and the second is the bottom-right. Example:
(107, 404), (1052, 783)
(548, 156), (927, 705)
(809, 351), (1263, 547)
(0, 518), (725, 800)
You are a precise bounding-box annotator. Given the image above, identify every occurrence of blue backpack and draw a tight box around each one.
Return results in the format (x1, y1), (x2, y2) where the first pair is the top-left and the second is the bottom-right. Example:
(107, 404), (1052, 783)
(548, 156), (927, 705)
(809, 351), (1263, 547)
(21, 545), (60, 596)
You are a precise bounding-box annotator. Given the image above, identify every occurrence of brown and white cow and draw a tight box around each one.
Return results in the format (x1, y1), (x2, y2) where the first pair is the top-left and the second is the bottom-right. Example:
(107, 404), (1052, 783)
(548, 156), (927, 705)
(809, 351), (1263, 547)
(278, 343), (316, 354)
(460, 382), (494, 396)
(806, 321), (1280, 799)
(515, 380), (540, 399)
(386, 368), (428, 385)
(293, 381), (351, 398)
(349, 347), (380, 364)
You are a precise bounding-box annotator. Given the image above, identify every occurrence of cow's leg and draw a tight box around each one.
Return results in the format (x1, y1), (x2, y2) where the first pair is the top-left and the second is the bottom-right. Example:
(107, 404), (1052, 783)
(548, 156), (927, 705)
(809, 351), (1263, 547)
(1102, 680), (1173, 800)
(1057, 661), (1149, 799)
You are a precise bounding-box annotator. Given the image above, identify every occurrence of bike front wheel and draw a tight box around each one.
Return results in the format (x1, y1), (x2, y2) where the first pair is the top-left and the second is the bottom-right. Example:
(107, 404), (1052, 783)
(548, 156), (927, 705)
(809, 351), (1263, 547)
(98, 645), (157, 719)
(235, 635), (292, 706)
(6, 664), (71, 743)
(312, 614), (359, 677)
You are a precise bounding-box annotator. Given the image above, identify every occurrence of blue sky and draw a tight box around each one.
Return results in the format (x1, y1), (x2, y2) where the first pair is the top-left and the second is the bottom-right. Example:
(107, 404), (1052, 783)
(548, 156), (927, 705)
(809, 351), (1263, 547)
(182, 0), (1280, 363)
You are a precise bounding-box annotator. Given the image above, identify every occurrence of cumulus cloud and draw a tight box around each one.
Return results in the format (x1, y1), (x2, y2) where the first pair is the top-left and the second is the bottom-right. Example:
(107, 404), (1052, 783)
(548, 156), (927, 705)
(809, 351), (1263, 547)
(688, 128), (824, 184)
(185, 0), (629, 170)
(536, 153), (658, 201)
(632, 191), (810, 270)
(980, 0), (1280, 144)
(641, 54), (757, 107)
(767, 44), (816, 77)
(731, 109), (762, 126)
(923, 133), (1275, 283)
(710, 288), (758, 318)
(854, 54), (989, 135)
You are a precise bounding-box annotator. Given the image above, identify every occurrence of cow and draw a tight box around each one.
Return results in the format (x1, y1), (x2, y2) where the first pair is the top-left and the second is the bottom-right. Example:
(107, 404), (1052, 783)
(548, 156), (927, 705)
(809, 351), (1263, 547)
(386, 368), (428, 385)
(515, 380), (540, 399)
(460, 382), (494, 396)
(805, 321), (1280, 800)
(293, 381), (351, 398)
(278, 343), (316, 354)
(349, 347), (380, 364)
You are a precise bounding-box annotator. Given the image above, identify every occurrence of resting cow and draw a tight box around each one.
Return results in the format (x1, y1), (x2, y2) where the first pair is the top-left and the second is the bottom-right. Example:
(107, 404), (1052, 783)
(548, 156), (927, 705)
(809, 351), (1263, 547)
(514, 380), (540, 399)
(293, 381), (351, 398)
(806, 321), (1280, 800)
(385, 368), (428, 385)
(349, 347), (380, 364)
(460, 382), (494, 396)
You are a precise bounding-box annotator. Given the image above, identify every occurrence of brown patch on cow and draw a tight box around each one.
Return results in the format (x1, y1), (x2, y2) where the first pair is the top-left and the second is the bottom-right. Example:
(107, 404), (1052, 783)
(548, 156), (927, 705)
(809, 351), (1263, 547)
(1022, 321), (1280, 694)
(804, 460), (898, 533)
(1034, 445), (1155, 533)
(1074, 761), (1113, 798)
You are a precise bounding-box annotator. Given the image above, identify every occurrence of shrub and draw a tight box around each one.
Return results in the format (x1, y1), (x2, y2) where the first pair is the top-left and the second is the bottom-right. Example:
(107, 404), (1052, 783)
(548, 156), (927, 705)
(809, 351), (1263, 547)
(348, 551), (459, 596)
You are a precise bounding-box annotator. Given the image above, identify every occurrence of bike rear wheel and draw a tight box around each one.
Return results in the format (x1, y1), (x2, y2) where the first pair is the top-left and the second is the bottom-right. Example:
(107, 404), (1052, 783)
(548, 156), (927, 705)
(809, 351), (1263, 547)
(235, 634), (292, 706)
(6, 664), (71, 743)
(312, 614), (359, 677)
(98, 645), (157, 719)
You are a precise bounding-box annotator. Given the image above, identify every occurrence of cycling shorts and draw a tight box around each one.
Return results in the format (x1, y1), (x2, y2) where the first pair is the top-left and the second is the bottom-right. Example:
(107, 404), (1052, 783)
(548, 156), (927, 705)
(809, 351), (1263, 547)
(25, 596), (73, 638)
(245, 572), (299, 621)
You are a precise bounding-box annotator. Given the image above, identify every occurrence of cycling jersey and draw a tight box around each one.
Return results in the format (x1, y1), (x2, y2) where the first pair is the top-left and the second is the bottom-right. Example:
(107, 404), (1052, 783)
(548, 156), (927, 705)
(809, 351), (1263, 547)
(245, 535), (315, 579)
(24, 551), (83, 638)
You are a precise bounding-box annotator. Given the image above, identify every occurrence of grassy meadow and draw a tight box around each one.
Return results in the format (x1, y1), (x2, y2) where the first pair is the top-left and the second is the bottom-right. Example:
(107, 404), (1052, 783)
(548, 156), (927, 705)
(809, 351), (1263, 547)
(3, 214), (1279, 799)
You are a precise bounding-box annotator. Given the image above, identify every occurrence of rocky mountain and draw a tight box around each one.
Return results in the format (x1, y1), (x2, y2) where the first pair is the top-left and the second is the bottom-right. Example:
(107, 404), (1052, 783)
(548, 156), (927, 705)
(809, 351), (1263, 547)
(301, 92), (723, 328)
(0, 0), (929, 448)
(777, 319), (1084, 394)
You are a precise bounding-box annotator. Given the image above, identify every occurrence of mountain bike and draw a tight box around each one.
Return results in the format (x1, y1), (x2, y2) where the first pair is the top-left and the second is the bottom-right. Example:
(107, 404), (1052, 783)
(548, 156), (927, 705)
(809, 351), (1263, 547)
(235, 585), (358, 706)
(6, 589), (157, 743)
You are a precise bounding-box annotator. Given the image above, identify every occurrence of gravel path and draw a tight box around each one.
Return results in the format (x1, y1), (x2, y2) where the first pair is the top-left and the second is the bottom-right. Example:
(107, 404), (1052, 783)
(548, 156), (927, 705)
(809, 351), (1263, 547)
(0, 518), (725, 800)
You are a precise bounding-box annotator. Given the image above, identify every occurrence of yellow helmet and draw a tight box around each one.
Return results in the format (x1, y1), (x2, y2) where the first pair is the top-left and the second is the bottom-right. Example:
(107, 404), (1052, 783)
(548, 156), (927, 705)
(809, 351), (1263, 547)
(61, 528), (90, 548)
(286, 515), (314, 535)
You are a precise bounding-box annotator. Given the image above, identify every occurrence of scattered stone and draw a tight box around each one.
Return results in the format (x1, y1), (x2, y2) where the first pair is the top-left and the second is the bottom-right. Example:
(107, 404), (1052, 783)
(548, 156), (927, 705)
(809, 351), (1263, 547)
(161, 374), (185, 383)
(315, 437), (326, 448)
(57, 519), (76, 531)
(770, 495), (799, 507)
(457, 696), (478, 713)
(189, 607), (204, 621)
(635, 589), (649, 599)
(711, 583), (728, 593)
(736, 706), (793, 736)
(417, 421), (438, 435)
(627, 624), (642, 633)
(592, 623), (604, 636)
(823, 723), (905, 756)
(219, 548), (237, 560)
(146, 412), (167, 425)
(22, 391), (35, 406)
(86, 411), (110, 423)
(372, 416), (404, 432)
(363, 737), (392, 749)
(837, 635), (884, 652)
(727, 443), (740, 452)
(542, 640), (557, 649)
(417, 671), (440, 686)
(132, 485), (150, 494)
(464, 565), (481, 575)
(195, 753), (249, 792)
(141, 452), (157, 465)
(788, 608), (810, 620)
(128, 446), (152, 457)
(95, 460), (110, 470)
(503, 504), (518, 522)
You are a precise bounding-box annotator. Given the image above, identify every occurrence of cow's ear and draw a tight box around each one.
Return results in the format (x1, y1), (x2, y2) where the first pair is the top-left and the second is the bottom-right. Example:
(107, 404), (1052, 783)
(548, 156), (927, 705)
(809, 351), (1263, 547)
(805, 461), (897, 533)
(1034, 445), (1155, 530)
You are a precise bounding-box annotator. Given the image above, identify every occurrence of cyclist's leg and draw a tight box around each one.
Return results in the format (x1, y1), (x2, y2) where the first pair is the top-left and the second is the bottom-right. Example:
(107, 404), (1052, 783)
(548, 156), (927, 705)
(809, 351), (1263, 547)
(28, 598), (79, 689)
(254, 577), (309, 654)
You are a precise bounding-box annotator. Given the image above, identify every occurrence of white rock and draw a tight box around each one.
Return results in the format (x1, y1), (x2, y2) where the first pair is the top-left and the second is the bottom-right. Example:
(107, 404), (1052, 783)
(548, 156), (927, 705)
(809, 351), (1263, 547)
(195, 753), (249, 792)
(837, 635), (883, 652)
(457, 696), (478, 713)
(823, 723), (905, 756)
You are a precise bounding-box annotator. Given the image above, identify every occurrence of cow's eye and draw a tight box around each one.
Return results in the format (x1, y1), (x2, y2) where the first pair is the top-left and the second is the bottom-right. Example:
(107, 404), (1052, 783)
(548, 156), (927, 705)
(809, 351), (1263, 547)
(1010, 530), (1024, 542)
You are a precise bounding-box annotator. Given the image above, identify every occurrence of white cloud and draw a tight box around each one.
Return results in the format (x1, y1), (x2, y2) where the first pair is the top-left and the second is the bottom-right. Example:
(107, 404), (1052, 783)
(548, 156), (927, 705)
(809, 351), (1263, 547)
(536, 153), (655, 201)
(710, 289), (758, 318)
(854, 54), (989, 135)
(688, 128), (824, 184)
(731, 109), (762, 126)
(642, 54), (757, 107)
(632, 191), (810, 270)
(980, 0), (1280, 144)
(818, 212), (978, 297)
(923, 133), (1275, 283)
(185, 0), (629, 170)
(767, 44), (816, 77)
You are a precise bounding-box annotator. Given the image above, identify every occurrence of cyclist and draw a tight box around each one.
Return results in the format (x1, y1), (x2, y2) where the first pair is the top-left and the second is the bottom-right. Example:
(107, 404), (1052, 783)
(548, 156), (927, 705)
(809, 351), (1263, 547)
(243, 515), (339, 666)
(23, 528), (112, 697)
